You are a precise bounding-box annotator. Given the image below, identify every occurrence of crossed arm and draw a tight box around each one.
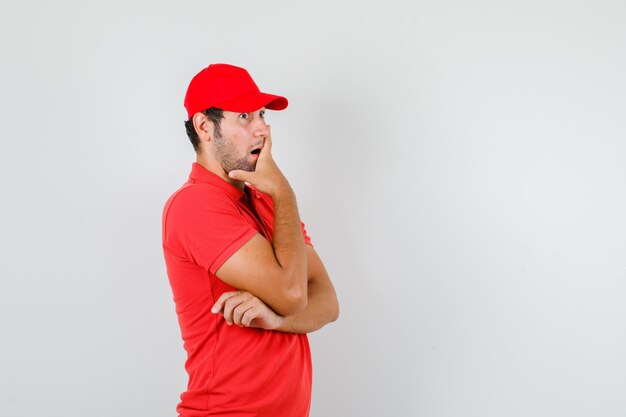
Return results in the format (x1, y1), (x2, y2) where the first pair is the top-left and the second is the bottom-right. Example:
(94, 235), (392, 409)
(211, 132), (338, 333)
(212, 243), (339, 334)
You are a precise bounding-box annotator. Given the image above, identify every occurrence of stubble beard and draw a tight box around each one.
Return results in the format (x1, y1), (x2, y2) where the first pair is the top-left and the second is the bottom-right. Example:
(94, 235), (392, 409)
(213, 132), (256, 173)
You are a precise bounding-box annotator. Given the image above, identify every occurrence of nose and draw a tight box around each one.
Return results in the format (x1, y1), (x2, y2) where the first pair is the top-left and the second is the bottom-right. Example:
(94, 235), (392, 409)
(253, 116), (269, 137)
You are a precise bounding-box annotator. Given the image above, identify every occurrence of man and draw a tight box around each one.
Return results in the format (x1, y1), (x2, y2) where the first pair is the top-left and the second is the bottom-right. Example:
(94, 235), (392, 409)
(161, 63), (339, 417)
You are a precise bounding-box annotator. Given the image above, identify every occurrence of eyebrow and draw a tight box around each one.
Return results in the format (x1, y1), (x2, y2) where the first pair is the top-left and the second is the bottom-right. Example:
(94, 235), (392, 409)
(236, 108), (266, 115)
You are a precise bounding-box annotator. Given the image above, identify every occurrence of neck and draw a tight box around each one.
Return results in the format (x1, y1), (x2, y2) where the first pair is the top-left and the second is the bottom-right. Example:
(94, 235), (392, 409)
(196, 154), (245, 191)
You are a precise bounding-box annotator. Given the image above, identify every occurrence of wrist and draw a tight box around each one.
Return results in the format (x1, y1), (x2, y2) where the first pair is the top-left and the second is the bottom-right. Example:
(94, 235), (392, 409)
(273, 315), (290, 332)
(269, 181), (295, 203)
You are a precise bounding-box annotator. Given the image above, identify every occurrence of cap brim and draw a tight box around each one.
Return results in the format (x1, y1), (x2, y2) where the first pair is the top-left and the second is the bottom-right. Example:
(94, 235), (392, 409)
(217, 91), (288, 113)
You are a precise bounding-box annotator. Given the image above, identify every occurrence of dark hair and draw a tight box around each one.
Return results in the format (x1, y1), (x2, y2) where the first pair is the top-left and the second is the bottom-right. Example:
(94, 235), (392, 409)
(184, 107), (224, 152)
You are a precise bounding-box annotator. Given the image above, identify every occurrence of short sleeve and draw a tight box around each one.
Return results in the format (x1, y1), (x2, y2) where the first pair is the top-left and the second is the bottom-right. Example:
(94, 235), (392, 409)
(301, 221), (313, 247)
(163, 184), (257, 274)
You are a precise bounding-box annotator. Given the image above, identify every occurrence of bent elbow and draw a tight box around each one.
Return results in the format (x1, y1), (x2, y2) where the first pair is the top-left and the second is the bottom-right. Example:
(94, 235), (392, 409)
(286, 287), (308, 314)
(274, 286), (307, 316)
(329, 298), (340, 322)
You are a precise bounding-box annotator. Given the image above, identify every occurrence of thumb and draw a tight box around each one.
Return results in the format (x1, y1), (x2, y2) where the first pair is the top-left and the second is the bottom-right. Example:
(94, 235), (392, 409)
(228, 169), (252, 183)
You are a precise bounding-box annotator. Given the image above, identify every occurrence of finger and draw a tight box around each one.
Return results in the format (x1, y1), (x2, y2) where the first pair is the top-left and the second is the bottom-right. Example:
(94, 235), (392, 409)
(222, 294), (246, 325)
(240, 306), (259, 327)
(256, 128), (272, 162)
(261, 127), (272, 156)
(233, 301), (255, 326)
(228, 169), (253, 182)
(211, 291), (241, 314)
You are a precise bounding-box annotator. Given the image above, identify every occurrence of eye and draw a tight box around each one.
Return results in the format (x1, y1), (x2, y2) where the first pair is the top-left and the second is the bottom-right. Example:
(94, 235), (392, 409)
(239, 113), (249, 120)
(259, 110), (266, 119)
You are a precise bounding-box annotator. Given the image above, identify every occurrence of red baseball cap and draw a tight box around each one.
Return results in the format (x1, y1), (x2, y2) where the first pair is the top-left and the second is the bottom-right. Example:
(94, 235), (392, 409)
(184, 63), (288, 118)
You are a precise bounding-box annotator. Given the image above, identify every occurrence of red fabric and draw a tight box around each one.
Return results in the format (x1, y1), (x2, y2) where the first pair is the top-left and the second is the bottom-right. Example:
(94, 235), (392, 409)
(162, 163), (312, 417)
(184, 63), (288, 117)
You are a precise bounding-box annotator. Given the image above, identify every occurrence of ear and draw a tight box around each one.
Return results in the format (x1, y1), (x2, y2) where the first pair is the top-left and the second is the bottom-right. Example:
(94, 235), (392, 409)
(192, 112), (214, 141)
(192, 113), (214, 155)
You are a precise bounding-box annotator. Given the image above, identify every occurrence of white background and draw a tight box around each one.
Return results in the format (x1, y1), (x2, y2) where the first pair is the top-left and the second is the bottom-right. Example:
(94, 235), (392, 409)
(1, 1), (625, 416)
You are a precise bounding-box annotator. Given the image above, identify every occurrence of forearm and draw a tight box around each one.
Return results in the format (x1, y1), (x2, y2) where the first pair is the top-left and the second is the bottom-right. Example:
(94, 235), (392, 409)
(227, 134), (308, 311)
(275, 274), (339, 334)
(216, 245), (339, 333)
(270, 185), (308, 302)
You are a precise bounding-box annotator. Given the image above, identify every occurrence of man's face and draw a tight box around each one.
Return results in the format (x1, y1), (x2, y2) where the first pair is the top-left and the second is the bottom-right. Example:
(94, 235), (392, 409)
(212, 108), (268, 173)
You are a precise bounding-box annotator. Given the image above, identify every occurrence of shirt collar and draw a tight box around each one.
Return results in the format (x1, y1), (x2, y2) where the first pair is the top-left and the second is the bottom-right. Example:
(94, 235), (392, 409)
(188, 162), (245, 201)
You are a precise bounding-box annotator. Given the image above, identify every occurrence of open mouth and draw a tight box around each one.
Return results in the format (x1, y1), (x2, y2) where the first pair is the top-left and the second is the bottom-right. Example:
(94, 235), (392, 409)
(251, 148), (261, 155)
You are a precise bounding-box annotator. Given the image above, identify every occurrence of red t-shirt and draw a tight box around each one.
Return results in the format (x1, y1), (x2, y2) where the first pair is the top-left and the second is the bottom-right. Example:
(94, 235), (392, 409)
(162, 163), (312, 417)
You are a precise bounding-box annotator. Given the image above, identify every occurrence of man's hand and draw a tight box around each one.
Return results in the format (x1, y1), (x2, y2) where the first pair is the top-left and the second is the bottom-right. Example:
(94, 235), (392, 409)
(211, 290), (285, 330)
(216, 125), (308, 316)
(228, 127), (291, 199)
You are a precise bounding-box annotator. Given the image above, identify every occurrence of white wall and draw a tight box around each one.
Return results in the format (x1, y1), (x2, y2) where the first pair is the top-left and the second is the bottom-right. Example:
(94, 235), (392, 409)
(1, 1), (625, 416)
